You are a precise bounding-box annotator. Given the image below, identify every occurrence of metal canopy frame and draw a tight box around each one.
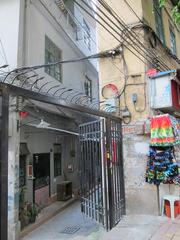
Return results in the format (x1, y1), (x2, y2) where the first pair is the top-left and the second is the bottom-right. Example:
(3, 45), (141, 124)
(0, 83), (121, 121)
(0, 72), (122, 239)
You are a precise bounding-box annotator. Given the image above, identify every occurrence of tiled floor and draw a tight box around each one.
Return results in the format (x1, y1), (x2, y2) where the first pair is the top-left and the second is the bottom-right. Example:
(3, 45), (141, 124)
(20, 198), (76, 238)
(21, 201), (180, 240)
(150, 216), (180, 240)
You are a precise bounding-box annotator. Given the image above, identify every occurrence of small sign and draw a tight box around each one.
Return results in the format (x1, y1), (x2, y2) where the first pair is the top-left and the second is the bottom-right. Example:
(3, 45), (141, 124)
(146, 68), (157, 77)
(28, 164), (33, 179)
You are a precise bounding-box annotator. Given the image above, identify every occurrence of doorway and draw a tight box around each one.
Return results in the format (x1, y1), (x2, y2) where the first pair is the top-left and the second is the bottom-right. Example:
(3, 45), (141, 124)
(33, 153), (50, 206)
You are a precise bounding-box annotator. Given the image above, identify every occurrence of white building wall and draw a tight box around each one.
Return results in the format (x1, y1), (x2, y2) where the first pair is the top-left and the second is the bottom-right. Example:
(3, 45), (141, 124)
(20, 127), (79, 202)
(0, 0), (21, 69)
(24, 0), (99, 100)
(0, 1), (99, 239)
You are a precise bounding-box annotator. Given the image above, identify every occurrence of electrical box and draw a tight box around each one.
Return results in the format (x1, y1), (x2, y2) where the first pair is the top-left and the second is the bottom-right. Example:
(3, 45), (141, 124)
(149, 72), (180, 113)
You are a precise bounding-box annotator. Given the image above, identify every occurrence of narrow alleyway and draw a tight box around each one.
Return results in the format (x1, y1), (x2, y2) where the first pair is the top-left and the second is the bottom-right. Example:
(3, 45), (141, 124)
(21, 201), (104, 240)
(21, 201), (180, 240)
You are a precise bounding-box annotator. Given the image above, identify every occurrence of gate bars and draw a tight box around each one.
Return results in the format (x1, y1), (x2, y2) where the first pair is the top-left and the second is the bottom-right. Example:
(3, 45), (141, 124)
(79, 118), (125, 231)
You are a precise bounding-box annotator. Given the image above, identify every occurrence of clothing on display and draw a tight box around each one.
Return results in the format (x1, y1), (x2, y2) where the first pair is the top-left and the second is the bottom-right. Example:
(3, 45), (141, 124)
(150, 114), (180, 146)
(145, 147), (179, 186)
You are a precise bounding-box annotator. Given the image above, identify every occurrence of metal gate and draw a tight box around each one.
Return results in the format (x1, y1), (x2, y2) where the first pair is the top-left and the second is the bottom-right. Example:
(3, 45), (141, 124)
(79, 118), (125, 230)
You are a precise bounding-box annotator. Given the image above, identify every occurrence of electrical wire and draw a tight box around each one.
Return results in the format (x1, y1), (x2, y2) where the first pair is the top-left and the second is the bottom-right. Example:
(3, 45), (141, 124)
(62, 2), (126, 75)
(75, 0), (169, 71)
(73, 0), (150, 67)
(113, 0), (177, 69)
(96, 0), (170, 70)
(123, 0), (142, 23)
(3, 50), (119, 75)
(73, 0), (148, 120)
(94, 0), (171, 70)
(0, 39), (9, 70)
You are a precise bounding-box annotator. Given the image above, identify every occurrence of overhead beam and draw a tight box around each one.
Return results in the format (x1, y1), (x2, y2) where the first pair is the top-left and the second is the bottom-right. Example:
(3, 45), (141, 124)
(0, 83), (121, 121)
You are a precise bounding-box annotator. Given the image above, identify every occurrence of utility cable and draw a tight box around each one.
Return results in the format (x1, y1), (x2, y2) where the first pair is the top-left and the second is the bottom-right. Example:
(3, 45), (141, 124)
(96, 0), (171, 70)
(73, 0), (150, 67)
(62, 2), (125, 75)
(94, 0), (170, 70)
(123, 0), (142, 23)
(3, 50), (120, 75)
(75, 0), (168, 71)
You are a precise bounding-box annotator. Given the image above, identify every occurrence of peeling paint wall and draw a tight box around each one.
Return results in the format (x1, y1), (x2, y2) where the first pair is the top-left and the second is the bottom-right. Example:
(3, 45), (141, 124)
(123, 128), (179, 215)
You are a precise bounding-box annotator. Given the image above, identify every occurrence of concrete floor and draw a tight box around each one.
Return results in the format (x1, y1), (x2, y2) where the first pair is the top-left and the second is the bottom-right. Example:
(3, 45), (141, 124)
(22, 201), (169, 240)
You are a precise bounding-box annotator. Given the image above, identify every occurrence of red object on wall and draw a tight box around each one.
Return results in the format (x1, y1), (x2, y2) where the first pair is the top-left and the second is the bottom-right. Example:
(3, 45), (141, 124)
(19, 111), (29, 119)
(171, 80), (180, 109)
(146, 68), (157, 77)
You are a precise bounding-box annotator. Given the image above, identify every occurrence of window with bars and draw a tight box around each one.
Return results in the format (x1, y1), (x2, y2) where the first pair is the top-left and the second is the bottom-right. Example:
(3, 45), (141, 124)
(84, 78), (92, 101)
(54, 144), (62, 177)
(83, 19), (91, 50)
(45, 36), (62, 82)
(169, 25), (176, 55)
(153, 0), (165, 45)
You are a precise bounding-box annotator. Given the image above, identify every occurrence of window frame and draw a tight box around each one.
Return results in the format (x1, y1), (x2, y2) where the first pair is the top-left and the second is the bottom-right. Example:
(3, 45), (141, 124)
(83, 19), (91, 50)
(84, 77), (92, 101)
(153, 0), (165, 45)
(169, 24), (177, 55)
(54, 144), (62, 177)
(45, 35), (62, 82)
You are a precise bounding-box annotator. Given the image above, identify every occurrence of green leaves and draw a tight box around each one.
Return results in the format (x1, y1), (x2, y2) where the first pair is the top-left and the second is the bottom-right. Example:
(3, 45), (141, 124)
(159, 0), (166, 8)
(172, 3), (180, 24)
(159, 0), (180, 24)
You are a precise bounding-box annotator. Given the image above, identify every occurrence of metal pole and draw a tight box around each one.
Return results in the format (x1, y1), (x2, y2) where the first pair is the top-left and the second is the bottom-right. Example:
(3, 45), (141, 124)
(156, 184), (161, 216)
(0, 88), (9, 240)
(106, 118), (114, 230)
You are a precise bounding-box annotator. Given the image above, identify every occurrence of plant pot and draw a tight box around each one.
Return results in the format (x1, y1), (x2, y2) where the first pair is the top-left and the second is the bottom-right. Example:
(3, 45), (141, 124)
(20, 216), (30, 230)
(29, 215), (36, 223)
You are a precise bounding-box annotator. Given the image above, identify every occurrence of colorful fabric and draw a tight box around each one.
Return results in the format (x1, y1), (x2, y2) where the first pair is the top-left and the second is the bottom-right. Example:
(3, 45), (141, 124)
(169, 115), (180, 145)
(150, 114), (180, 146)
(145, 147), (179, 185)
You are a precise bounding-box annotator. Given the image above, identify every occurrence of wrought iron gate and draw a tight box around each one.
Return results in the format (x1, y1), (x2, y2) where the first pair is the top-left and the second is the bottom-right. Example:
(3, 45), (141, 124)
(79, 118), (125, 230)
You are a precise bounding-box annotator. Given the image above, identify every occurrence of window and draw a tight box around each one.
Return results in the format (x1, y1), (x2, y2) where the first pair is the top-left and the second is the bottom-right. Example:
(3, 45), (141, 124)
(169, 25), (176, 55)
(83, 19), (91, 50)
(84, 78), (92, 101)
(153, 0), (165, 44)
(45, 36), (62, 81)
(54, 144), (62, 177)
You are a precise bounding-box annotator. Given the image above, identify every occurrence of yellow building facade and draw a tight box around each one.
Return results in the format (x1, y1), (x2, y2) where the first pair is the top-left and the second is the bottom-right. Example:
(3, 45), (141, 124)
(98, 0), (180, 215)
(98, 0), (180, 123)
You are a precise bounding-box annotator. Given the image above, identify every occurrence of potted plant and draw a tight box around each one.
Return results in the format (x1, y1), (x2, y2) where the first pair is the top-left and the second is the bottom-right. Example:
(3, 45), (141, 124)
(27, 203), (39, 223)
(19, 187), (30, 229)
